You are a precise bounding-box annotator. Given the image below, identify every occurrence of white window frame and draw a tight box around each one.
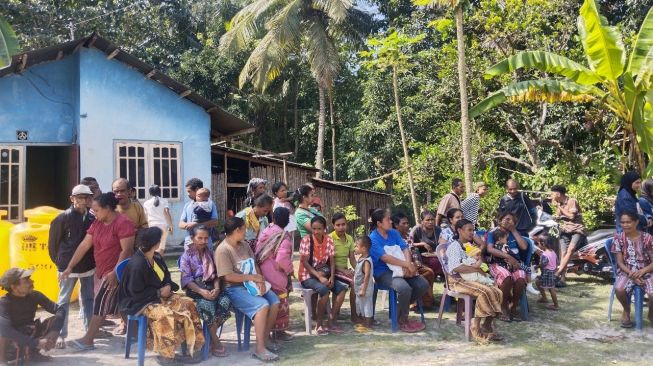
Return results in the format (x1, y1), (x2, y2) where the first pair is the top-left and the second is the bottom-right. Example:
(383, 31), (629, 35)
(114, 141), (182, 201)
(0, 145), (25, 222)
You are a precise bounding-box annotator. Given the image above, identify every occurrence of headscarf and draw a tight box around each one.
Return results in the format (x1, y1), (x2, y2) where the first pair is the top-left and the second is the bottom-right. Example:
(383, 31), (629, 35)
(641, 179), (653, 203)
(620, 171), (641, 199)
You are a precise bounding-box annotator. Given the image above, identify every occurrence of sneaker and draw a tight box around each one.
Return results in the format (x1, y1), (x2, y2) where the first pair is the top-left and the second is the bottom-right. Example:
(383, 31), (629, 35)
(526, 283), (540, 295)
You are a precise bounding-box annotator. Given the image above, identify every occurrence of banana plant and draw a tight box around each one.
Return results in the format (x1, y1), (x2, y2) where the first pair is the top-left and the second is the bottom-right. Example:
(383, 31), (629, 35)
(0, 17), (19, 70)
(470, 0), (653, 174)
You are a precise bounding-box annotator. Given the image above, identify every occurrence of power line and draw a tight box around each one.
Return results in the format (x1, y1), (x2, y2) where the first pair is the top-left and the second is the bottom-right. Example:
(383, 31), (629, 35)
(65, 1), (150, 40)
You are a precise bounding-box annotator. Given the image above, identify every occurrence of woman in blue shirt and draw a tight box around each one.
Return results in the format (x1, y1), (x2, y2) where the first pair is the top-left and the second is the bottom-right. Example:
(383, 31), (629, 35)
(369, 209), (427, 333)
(615, 171), (646, 232)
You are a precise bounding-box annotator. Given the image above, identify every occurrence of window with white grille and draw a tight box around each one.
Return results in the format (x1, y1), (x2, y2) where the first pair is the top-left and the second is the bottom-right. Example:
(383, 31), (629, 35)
(0, 146), (24, 221)
(115, 142), (181, 200)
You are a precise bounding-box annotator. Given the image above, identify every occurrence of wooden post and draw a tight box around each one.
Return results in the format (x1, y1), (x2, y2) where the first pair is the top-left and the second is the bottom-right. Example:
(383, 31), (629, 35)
(223, 152), (228, 217)
(283, 159), (288, 184)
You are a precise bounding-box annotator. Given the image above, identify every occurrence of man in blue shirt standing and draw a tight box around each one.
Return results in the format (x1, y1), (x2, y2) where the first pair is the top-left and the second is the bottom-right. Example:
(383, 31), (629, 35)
(178, 178), (219, 248)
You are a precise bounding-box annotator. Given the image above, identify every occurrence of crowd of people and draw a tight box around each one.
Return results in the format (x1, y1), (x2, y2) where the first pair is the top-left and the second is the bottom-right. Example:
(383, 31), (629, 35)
(2, 172), (653, 364)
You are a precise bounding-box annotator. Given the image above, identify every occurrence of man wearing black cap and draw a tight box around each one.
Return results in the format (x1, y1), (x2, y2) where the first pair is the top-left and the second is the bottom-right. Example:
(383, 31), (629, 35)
(0, 268), (65, 363)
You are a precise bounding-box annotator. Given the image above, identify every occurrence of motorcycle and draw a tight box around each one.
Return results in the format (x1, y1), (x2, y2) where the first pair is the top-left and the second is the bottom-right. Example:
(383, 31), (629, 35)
(565, 228), (614, 280)
(529, 208), (614, 280)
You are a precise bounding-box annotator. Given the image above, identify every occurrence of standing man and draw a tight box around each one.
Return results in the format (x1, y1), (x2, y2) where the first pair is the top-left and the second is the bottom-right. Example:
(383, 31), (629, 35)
(111, 178), (148, 230)
(498, 179), (536, 237)
(550, 185), (586, 286)
(48, 185), (96, 349)
(435, 178), (465, 227)
(461, 181), (488, 227)
(178, 178), (218, 246)
(0, 268), (64, 363)
(80, 177), (102, 199)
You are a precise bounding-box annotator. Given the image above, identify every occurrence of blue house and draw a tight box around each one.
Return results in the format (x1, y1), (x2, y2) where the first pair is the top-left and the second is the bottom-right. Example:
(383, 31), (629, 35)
(0, 34), (253, 244)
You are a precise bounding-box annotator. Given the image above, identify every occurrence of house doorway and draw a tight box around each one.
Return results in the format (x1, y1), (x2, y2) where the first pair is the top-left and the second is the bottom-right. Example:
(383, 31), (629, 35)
(25, 146), (79, 212)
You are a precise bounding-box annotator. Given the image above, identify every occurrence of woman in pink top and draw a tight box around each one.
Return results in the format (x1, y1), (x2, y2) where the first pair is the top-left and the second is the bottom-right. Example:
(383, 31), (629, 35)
(255, 207), (294, 340)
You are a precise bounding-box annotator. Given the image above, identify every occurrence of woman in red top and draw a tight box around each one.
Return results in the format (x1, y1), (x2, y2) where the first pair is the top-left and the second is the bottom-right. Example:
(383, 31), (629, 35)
(62, 193), (135, 350)
(299, 216), (348, 335)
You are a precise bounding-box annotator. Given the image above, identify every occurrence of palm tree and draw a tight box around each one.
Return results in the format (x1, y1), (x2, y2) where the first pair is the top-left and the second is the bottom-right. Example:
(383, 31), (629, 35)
(0, 17), (19, 70)
(360, 31), (425, 222)
(470, 0), (653, 174)
(415, 0), (473, 194)
(219, 0), (370, 177)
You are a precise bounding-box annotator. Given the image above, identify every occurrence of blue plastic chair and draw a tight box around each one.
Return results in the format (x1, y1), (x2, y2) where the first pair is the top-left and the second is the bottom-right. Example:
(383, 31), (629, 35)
(235, 309), (252, 351)
(372, 282), (426, 332)
(605, 238), (644, 330)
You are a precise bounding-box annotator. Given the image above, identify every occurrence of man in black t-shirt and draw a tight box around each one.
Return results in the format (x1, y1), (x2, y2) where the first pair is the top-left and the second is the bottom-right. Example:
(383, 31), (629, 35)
(0, 268), (65, 364)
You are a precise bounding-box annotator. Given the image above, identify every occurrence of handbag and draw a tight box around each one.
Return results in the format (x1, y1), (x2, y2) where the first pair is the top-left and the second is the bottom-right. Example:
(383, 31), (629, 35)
(309, 235), (331, 278)
(185, 278), (214, 299)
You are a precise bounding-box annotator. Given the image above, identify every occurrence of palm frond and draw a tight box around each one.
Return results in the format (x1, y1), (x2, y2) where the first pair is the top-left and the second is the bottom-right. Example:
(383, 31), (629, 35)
(306, 15), (340, 89)
(219, 0), (287, 54)
(313, 0), (354, 23)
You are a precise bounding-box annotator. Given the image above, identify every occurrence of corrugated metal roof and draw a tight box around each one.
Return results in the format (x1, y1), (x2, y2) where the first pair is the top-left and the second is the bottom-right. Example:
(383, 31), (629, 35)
(0, 33), (254, 138)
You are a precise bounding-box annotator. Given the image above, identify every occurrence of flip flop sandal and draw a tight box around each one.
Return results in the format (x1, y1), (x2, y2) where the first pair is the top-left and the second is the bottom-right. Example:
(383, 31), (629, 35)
(328, 325), (345, 334)
(315, 326), (329, 336)
(485, 332), (504, 342)
(55, 338), (66, 349)
(266, 341), (281, 352)
(621, 320), (634, 328)
(547, 305), (559, 311)
(408, 320), (426, 332)
(354, 324), (372, 333)
(68, 339), (95, 352)
(470, 328), (490, 345)
(399, 323), (419, 333)
(252, 350), (279, 363)
(498, 314), (511, 322)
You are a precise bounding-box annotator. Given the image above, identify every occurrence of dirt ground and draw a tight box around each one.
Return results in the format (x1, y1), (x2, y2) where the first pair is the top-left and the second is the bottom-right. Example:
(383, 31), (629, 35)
(37, 267), (653, 366)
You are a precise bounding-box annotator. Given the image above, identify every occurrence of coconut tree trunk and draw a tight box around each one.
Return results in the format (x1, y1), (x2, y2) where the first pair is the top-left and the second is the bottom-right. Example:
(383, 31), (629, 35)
(329, 94), (337, 180)
(315, 83), (327, 177)
(392, 65), (419, 222)
(294, 82), (300, 157)
(455, 6), (473, 194)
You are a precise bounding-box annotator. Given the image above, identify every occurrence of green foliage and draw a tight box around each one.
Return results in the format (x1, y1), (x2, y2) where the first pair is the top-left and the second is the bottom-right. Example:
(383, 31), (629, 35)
(0, 16), (19, 69)
(567, 175), (614, 231)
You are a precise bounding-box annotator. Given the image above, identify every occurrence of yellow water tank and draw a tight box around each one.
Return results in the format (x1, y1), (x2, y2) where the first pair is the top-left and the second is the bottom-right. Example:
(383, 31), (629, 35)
(24, 206), (62, 225)
(9, 222), (61, 302)
(0, 210), (14, 296)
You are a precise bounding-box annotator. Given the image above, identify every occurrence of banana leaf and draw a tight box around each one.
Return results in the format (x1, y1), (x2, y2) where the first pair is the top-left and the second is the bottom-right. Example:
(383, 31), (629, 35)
(484, 51), (602, 85)
(577, 0), (625, 80)
(628, 7), (653, 84)
(470, 79), (602, 119)
(0, 17), (19, 69)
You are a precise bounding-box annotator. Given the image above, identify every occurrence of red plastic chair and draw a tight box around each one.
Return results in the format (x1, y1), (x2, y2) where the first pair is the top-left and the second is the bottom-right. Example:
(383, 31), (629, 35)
(435, 243), (476, 342)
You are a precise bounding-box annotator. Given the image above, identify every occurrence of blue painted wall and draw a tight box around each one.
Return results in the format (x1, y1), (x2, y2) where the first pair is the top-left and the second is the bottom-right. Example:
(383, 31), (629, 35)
(0, 54), (79, 143)
(78, 48), (212, 244)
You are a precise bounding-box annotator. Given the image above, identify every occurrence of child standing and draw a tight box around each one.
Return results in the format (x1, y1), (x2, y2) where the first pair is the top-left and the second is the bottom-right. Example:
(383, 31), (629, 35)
(354, 236), (374, 332)
(536, 238), (559, 310)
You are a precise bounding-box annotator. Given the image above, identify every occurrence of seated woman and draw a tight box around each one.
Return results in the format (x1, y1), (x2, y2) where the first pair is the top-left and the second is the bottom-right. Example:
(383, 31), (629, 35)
(329, 212), (358, 322)
(612, 211), (653, 328)
(445, 219), (504, 342)
(439, 208), (465, 246)
(369, 209), (428, 333)
(255, 207), (294, 341)
(179, 226), (231, 358)
(486, 212), (529, 321)
(410, 210), (443, 278)
(118, 227), (204, 366)
(392, 212), (435, 309)
(216, 217), (280, 362)
(300, 216), (348, 335)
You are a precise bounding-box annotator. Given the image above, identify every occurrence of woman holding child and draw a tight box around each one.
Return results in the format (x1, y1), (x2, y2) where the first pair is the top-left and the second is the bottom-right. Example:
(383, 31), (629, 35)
(255, 207), (295, 341)
(445, 219), (504, 342)
(179, 226), (231, 357)
(369, 209), (428, 333)
(486, 212), (529, 321)
(236, 194), (273, 252)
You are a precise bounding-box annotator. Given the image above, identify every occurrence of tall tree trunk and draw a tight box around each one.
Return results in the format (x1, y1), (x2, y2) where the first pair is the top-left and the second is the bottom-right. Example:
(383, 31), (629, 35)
(455, 6), (473, 194)
(329, 94), (337, 180)
(294, 81), (300, 157)
(315, 83), (327, 178)
(392, 66), (419, 222)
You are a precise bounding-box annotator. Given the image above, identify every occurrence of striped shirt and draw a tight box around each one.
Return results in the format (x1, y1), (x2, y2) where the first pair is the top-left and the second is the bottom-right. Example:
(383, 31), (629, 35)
(461, 193), (481, 226)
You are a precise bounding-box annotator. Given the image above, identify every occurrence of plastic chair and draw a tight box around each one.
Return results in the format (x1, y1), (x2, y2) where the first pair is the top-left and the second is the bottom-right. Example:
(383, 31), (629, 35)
(235, 309), (252, 351)
(292, 281), (332, 335)
(518, 237), (535, 322)
(605, 238), (644, 330)
(372, 282), (426, 332)
(435, 243), (475, 341)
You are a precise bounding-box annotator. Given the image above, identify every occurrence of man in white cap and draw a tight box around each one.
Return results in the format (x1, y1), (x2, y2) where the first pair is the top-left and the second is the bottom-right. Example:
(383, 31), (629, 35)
(47, 184), (96, 348)
(0, 268), (64, 363)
